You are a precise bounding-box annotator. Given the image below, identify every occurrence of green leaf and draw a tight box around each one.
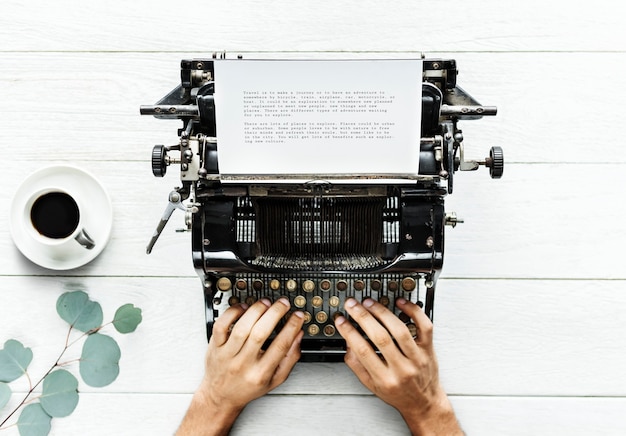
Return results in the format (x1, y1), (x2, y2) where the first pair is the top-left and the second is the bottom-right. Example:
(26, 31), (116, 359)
(0, 339), (33, 383)
(56, 291), (103, 332)
(40, 369), (79, 418)
(79, 334), (120, 387)
(17, 403), (51, 436)
(0, 382), (10, 410)
(113, 304), (143, 334)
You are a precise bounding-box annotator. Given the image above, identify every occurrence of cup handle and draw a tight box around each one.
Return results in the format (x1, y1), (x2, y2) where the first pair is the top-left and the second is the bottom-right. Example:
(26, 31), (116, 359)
(75, 228), (95, 250)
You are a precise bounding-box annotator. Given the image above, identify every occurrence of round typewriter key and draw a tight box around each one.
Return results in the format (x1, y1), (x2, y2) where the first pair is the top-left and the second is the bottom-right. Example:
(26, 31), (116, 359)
(228, 296), (240, 306)
(329, 296), (340, 307)
(307, 324), (320, 336)
(398, 311), (410, 323)
(379, 295), (390, 307)
(311, 295), (323, 308)
(320, 279), (331, 291)
(401, 277), (417, 292)
(406, 323), (417, 338)
(388, 280), (399, 292)
(303, 311), (312, 324)
(286, 279), (297, 292)
(370, 279), (382, 291)
(217, 277), (232, 291)
(252, 279), (264, 291)
(336, 280), (348, 292)
(270, 279), (281, 291)
(294, 295), (306, 308)
(323, 325), (336, 337)
(235, 279), (247, 291)
(315, 311), (328, 324)
(245, 296), (257, 306)
(353, 279), (365, 291)
(302, 280), (315, 293)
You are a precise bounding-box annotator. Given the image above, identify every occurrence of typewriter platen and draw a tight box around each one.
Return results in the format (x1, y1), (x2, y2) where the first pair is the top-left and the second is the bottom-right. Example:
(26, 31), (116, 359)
(142, 56), (503, 361)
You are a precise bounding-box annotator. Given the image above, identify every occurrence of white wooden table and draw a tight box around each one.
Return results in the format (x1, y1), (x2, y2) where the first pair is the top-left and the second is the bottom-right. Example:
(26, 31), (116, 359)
(1, 1), (626, 434)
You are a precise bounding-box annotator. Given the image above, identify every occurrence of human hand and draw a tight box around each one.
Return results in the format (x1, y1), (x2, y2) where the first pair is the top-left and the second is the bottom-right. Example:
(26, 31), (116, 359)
(177, 298), (304, 435)
(335, 297), (461, 435)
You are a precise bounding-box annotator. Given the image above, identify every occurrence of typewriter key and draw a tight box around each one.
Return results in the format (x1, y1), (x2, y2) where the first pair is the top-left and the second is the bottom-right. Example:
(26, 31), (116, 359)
(217, 277), (232, 291)
(252, 279), (264, 291)
(370, 279), (382, 291)
(303, 311), (312, 324)
(294, 295), (306, 308)
(323, 325), (336, 337)
(228, 296), (240, 306)
(398, 311), (410, 323)
(401, 277), (416, 292)
(311, 296), (323, 308)
(302, 280), (315, 293)
(307, 324), (320, 336)
(379, 295), (390, 307)
(336, 280), (348, 292)
(388, 280), (399, 292)
(270, 279), (281, 291)
(235, 279), (247, 291)
(315, 311), (328, 323)
(329, 296), (340, 307)
(320, 279), (331, 291)
(286, 279), (297, 292)
(406, 323), (417, 338)
(245, 296), (257, 306)
(353, 279), (365, 291)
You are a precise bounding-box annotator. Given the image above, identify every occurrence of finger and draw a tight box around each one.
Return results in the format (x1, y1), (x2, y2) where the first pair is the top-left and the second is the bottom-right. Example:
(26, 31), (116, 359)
(210, 303), (249, 347)
(343, 298), (400, 359)
(344, 345), (376, 393)
(223, 298), (272, 354)
(397, 298), (434, 347)
(334, 312), (386, 375)
(239, 298), (293, 356)
(267, 329), (304, 391)
(361, 298), (420, 360)
(259, 309), (305, 370)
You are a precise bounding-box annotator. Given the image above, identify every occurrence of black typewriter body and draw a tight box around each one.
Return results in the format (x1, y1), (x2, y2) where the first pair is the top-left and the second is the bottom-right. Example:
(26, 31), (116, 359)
(143, 56), (502, 361)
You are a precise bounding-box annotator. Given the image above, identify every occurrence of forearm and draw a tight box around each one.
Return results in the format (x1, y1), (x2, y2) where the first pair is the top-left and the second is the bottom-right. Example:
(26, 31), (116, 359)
(176, 389), (243, 436)
(399, 392), (463, 436)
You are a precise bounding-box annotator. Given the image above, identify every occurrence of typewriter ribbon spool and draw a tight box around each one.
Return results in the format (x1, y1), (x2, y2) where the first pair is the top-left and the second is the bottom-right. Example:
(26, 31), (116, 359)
(142, 56), (503, 361)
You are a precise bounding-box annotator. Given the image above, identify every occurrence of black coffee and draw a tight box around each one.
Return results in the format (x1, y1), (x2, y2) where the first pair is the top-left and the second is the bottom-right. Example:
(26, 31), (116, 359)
(30, 192), (80, 239)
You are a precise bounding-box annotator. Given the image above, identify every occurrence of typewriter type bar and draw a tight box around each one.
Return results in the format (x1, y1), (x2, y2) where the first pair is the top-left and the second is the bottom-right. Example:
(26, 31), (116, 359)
(143, 56), (503, 361)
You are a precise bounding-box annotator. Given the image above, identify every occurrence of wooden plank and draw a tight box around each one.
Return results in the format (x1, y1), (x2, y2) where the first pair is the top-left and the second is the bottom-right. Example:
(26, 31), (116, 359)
(1, 52), (625, 163)
(2, 0), (624, 52)
(1, 160), (624, 279)
(1, 277), (626, 397)
(4, 393), (625, 435)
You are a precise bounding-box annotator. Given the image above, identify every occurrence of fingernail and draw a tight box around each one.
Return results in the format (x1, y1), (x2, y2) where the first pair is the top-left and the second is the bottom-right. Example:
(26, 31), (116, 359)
(240, 303), (249, 310)
(362, 298), (374, 308)
(345, 298), (357, 308)
(396, 297), (407, 306)
(293, 310), (304, 319)
(260, 298), (272, 307)
(278, 297), (290, 307)
(334, 315), (346, 326)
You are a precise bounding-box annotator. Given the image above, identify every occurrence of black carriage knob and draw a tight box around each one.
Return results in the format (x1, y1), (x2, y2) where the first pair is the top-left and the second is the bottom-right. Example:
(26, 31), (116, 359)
(485, 146), (504, 179)
(152, 144), (168, 177)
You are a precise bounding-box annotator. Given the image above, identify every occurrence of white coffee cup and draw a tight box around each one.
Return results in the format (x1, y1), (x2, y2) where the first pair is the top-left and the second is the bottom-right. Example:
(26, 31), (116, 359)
(23, 187), (96, 253)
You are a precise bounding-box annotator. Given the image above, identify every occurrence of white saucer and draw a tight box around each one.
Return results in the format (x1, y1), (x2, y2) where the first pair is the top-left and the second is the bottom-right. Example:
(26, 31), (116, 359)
(10, 165), (113, 270)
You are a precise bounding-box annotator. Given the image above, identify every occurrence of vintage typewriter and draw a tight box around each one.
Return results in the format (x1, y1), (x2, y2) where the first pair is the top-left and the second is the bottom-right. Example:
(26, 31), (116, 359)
(142, 55), (503, 360)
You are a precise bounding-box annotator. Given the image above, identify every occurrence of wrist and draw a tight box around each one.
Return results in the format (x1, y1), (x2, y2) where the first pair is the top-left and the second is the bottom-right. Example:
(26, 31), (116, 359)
(398, 389), (462, 436)
(176, 386), (244, 436)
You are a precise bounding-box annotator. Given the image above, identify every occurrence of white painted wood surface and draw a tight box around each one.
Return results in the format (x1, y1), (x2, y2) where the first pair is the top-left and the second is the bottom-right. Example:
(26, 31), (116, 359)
(1, 1), (626, 434)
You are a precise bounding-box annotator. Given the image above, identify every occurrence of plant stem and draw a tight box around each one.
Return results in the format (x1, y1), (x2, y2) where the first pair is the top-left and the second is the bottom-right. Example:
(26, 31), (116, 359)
(0, 325), (74, 428)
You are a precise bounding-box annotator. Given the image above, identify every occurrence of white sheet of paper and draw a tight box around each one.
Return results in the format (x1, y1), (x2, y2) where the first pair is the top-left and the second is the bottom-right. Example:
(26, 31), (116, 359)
(213, 59), (422, 179)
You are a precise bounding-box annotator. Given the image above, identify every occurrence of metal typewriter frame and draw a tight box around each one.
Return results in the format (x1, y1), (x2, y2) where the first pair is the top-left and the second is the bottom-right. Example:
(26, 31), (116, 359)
(142, 56), (502, 361)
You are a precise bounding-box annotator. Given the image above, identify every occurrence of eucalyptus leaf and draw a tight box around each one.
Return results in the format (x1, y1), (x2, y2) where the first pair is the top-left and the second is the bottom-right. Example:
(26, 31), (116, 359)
(0, 382), (10, 410)
(113, 304), (143, 334)
(0, 339), (33, 383)
(17, 403), (51, 436)
(56, 291), (103, 332)
(40, 369), (79, 417)
(79, 333), (120, 387)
